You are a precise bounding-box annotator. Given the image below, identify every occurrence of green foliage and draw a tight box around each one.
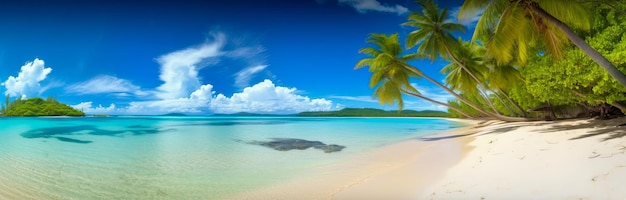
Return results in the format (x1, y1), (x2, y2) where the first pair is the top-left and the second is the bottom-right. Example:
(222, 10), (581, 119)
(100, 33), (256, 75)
(403, 0), (465, 61)
(516, 2), (626, 109)
(297, 108), (450, 117)
(354, 0), (626, 120)
(461, 0), (591, 65)
(356, 33), (423, 110)
(2, 97), (85, 117)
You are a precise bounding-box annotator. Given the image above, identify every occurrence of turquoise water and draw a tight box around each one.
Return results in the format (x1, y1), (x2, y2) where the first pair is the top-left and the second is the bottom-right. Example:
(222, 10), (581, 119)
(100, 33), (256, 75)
(0, 116), (463, 199)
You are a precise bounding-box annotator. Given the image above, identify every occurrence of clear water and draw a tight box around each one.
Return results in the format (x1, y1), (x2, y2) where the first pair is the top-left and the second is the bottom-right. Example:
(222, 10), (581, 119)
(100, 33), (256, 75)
(0, 116), (464, 199)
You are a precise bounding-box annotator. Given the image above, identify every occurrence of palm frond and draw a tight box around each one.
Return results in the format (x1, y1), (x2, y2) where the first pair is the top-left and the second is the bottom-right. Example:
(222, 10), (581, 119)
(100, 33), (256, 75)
(471, 0), (508, 41)
(487, 1), (524, 65)
(459, 0), (494, 21)
(537, 22), (568, 59)
(354, 58), (372, 69)
(358, 47), (381, 56)
(405, 29), (431, 49)
(441, 22), (466, 34)
(537, 0), (590, 30)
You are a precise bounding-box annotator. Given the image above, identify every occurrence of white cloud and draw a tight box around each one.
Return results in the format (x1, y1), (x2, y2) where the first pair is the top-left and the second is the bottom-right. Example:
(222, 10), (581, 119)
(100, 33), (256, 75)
(234, 65), (268, 88)
(210, 79), (334, 114)
(72, 32), (338, 115)
(72, 102), (117, 114)
(76, 80), (336, 115)
(66, 75), (147, 96)
(2, 58), (52, 98)
(339, 0), (408, 15)
(124, 83), (215, 114)
(450, 6), (482, 27)
(329, 95), (377, 103)
(155, 32), (225, 99)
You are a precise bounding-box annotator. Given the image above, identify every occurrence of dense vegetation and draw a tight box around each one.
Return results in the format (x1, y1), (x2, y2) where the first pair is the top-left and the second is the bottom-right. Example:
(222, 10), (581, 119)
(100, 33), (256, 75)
(357, 0), (626, 121)
(0, 96), (85, 117)
(297, 108), (449, 117)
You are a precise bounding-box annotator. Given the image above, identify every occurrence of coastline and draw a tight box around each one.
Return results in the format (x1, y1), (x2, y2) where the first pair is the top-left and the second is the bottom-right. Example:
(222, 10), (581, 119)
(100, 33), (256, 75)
(230, 117), (626, 199)
(420, 117), (626, 199)
(228, 118), (482, 199)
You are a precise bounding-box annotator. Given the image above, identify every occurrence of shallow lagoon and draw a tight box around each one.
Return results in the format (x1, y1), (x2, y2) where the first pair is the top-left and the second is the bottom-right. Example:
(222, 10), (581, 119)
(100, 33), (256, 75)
(0, 116), (463, 199)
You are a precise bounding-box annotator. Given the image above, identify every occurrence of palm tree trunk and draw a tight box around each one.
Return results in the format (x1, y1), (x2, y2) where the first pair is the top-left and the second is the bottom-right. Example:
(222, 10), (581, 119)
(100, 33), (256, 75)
(401, 89), (474, 118)
(402, 64), (535, 122)
(530, 5), (626, 88)
(492, 90), (519, 116)
(498, 87), (527, 117)
(442, 44), (501, 114)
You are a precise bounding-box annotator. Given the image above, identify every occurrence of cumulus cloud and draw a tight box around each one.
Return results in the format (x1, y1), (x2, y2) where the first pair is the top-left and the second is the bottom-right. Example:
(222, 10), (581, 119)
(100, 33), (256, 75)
(66, 75), (147, 96)
(155, 33), (225, 99)
(234, 65), (268, 88)
(124, 83), (215, 114)
(211, 79), (334, 114)
(450, 6), (482, 27)
(339, 0), (408, 15)
(73, 32), (338, 115)
(72, 102), (117, 114)
(2, 58), (52, 99)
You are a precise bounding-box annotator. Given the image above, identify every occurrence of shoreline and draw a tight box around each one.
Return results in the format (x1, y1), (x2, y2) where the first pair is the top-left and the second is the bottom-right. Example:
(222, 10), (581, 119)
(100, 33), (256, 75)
(228, 118), (483, 199)
(420, 117), (626, 199)
(230, 117), (626, 199)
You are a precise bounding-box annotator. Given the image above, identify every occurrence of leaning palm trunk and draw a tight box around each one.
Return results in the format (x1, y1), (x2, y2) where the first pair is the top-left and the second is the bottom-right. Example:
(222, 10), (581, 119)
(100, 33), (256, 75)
(402, 64), (534, 122)
(492, 90), (520, 116)
(498, 88), (527, 117)
(401, 89), (474, 118)
(442, 44), (501, 114)
(529, 5), (626, 88)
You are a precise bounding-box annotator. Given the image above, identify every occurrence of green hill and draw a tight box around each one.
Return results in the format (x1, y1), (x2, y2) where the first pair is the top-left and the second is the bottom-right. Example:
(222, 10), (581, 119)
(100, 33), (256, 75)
(297, 108), (449, 117)
(1, 97), (85, 117)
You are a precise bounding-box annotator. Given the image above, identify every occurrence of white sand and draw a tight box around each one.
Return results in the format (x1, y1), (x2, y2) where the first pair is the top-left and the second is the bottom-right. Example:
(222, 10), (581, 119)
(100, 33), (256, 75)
(230, 117), (626, 199)
(421, 118), (626, 199)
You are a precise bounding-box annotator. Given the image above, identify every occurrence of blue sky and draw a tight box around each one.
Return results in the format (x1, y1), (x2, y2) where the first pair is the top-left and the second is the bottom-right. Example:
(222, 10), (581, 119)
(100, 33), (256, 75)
(0, 0), (471, 115)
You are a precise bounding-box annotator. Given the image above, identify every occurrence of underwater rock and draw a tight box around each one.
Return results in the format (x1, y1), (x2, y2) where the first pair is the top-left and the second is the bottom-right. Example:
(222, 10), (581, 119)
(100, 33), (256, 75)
(242, 138), (346, 153)
(313, 144), (346, 153)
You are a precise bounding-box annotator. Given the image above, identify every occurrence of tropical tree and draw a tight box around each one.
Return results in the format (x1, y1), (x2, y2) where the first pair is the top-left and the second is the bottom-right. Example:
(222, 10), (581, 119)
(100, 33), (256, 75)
(403, 0), (501, 114)
(355, 33), (473, 118)
(459, 0), (626, 88)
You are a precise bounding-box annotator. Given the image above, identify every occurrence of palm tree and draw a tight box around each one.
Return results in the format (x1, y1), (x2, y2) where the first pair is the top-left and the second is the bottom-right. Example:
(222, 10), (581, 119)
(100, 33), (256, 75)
(355, 33), (473, 118)
(356, 33), (536, 121)
(459, 0), (626, 88)
(486, 62), (528, 117)
(403, 0), (502, 114)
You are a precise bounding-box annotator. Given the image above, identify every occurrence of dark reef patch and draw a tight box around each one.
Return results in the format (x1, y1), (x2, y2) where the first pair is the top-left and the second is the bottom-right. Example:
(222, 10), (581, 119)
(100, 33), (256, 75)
(239, 138), (346, 153)
(21, 125), (169, 144)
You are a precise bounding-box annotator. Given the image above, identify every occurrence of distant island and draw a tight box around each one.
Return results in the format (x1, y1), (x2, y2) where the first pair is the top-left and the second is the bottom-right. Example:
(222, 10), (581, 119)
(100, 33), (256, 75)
(212, 112), (286, 117)
(161, 113), (187, 116)
(1, 97), (85, 117)
(297, 108), (450, 117)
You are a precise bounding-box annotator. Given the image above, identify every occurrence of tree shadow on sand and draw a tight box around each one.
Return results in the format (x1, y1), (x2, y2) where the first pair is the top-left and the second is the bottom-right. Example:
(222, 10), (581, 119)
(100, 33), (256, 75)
(417, 121), (552, 142)
(534, 118), (626, 142)
(21, 125), (173, 144)
(418, 133), (477, 141)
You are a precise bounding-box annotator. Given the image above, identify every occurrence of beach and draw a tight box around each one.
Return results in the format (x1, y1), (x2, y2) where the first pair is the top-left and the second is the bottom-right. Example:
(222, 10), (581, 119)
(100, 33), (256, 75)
(232, 117), (626, 199)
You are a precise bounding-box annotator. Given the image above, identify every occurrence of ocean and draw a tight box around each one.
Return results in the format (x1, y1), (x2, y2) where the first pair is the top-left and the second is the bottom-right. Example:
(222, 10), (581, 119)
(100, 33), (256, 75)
(0, 116), (464, 199)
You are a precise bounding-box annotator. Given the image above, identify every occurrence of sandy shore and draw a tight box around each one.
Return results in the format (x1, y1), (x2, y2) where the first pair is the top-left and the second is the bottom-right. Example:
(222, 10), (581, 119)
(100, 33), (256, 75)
(422, 117), (626, 199)
(230, 117), (626, 199)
